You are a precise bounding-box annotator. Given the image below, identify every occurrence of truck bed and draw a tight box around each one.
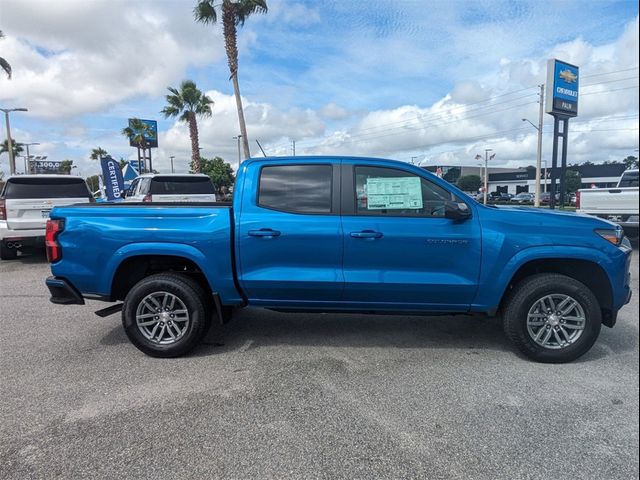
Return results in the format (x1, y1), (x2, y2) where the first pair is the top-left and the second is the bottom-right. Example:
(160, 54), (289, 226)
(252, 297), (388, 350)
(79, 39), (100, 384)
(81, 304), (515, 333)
(49, 202), (240, 302)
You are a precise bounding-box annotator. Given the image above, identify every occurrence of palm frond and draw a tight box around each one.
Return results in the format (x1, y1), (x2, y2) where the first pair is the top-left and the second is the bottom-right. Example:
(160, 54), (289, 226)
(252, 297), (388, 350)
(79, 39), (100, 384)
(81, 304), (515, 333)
(0, 57), (11, 79)
(236, 0), (268, 26)
(194, 0), (217, 24)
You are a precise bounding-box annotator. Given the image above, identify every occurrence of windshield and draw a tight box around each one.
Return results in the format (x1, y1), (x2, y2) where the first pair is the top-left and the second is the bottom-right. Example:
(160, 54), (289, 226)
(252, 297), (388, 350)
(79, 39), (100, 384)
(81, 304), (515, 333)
(149, 176), (215, 195)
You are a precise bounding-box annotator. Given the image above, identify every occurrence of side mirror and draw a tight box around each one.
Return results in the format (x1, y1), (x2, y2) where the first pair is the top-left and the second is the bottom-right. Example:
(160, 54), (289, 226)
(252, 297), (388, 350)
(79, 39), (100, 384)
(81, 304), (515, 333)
(445, 201), (472, 220)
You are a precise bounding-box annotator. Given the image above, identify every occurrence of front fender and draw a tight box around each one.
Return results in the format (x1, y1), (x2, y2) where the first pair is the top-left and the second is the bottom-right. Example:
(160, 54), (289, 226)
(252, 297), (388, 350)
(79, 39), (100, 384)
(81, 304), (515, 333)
(471, 245), (617, 312)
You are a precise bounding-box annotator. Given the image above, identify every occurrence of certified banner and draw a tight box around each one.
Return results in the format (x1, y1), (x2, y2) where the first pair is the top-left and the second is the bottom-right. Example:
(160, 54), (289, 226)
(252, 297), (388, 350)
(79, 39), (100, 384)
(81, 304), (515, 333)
(100, 156), (125, 201)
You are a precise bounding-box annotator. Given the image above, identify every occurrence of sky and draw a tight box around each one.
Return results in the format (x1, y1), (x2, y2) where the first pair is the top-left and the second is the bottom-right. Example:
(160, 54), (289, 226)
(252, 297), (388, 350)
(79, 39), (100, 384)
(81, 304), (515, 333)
(0, 0), (638, 177)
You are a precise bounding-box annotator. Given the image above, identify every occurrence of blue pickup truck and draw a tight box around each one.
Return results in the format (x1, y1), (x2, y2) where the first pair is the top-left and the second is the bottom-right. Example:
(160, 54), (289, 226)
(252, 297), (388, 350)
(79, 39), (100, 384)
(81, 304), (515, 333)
(46, 157), (633, 362)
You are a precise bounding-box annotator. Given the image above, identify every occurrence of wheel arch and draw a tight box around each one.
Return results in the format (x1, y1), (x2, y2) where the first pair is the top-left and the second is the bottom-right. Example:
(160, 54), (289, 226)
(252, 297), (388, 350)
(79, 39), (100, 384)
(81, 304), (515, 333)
(499, 256), (614, 326)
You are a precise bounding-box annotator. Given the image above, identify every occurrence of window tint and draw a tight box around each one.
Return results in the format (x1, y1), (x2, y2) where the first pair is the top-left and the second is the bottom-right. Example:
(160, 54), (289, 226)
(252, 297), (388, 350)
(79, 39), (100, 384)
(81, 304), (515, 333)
(618, 171), (638, 188)
(150, 176), (215, 195)
(4, 177), (91, 199)
(355, 166), (454, 217)
(259, 165), (332, 214)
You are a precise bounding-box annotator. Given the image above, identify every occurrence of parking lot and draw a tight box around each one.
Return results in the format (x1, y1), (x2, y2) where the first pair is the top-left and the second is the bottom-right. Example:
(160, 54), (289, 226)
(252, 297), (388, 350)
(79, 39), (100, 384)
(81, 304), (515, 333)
(0, 250), (638, 479)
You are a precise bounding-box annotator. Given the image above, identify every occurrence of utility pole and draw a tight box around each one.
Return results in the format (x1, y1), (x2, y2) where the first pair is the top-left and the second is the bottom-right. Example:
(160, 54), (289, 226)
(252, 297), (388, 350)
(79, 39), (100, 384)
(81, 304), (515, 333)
(483, 149), (493, 205)
(170, 156), (175, 174)
(1, 107), (28, 175)
(291, 140), (296, 156)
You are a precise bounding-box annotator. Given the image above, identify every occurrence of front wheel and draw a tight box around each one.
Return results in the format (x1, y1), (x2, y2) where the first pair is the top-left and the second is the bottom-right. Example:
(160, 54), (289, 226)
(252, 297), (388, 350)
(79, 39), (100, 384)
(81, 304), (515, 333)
(503, 273), (602, 363)
(122, 273), (210, 357)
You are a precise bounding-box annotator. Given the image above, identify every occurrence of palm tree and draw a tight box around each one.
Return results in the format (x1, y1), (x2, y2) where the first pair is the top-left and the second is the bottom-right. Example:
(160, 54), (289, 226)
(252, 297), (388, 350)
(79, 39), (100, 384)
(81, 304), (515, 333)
(0, 139), (23, 158)
(0, 30), (11, 79)
(122, 119), (156, 173)
(161, 80), (213, 173)
(90, 147), (108, 161)
(194, 0), (267, 161)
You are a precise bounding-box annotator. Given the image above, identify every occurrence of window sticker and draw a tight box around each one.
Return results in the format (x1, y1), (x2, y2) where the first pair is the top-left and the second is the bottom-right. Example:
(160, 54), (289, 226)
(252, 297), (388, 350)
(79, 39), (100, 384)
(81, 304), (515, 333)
(365, 176), (423, 209)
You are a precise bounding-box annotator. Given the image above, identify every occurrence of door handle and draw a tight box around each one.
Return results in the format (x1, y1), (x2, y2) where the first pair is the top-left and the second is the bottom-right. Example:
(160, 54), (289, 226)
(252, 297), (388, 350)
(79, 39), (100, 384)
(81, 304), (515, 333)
(248, 228), (281, 237)
(350, 230), (383, 239)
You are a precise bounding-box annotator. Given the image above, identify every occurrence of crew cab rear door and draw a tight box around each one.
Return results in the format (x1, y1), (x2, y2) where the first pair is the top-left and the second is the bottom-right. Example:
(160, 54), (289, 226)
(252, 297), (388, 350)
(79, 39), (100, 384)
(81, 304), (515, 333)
(3, 177), (92, 230)
(340, 162), (482, 310)
(236, 161), (344, 304)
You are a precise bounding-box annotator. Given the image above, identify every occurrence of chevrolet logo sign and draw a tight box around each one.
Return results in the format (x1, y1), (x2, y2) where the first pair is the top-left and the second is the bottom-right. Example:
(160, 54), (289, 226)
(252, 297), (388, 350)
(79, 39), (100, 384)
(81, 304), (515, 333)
(559, 69), (578, 83)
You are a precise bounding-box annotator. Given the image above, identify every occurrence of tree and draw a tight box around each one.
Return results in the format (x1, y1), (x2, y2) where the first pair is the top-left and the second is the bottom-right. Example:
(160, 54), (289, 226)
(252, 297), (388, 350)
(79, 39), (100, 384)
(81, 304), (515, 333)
(623, 155), (638, 170)
(194, 0), (268, 160)
(194, 156), (235, 194)
(457, 174), (482, 192)
(0, 139), (23, 158)
(90, 147), (108, 161)
(122, 118), (156, 173)
(119, 157), (128, 169)
(0, 30), (11, 79)
(161, 80), (214, 174)
(86, 175), (100, 194)
(565, 169), (582, 193)
(60, 160), (73, 174)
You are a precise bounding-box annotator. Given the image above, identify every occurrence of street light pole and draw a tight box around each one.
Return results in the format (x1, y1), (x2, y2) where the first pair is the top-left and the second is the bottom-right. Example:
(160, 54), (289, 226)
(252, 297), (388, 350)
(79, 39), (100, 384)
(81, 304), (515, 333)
(233, 135), (242, 165)
(170, 156), (175, 174)
(483, 149), (492, 205)
(521, 84), (545, 207)
(24, 142), (40, 174)
(1, 107), (28, 175)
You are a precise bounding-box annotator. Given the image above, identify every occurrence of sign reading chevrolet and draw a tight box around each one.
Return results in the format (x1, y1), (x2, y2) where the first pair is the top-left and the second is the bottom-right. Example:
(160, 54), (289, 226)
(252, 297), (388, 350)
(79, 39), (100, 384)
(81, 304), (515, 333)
(545, 59), (579, 117)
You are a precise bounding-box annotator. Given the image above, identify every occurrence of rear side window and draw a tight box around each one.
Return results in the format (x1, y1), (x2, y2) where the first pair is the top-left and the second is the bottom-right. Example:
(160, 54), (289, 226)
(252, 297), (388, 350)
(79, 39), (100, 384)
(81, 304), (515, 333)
(3, 177), (91, 199)
(618, 171), (638, 188)
(149, 177), (215, 194)
(258, 165), (333, 214)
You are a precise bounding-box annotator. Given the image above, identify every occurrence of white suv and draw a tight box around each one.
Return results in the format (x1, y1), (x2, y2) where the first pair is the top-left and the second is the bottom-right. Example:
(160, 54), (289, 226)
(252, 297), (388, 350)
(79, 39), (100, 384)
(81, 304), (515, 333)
(0, 175), (93, 260)
(125, 174), (216, 203)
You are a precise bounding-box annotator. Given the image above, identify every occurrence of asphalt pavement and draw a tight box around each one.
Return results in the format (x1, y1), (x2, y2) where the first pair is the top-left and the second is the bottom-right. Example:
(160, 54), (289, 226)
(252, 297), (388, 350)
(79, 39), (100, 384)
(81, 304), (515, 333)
(0, 249), (638, 479)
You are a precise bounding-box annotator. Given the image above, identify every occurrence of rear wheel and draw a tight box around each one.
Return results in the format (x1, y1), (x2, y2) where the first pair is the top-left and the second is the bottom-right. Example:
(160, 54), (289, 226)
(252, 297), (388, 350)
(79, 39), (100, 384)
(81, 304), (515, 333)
(503, 273), (602, 363)
(0, 242), (18, 260)
(122, 273), (210, 357)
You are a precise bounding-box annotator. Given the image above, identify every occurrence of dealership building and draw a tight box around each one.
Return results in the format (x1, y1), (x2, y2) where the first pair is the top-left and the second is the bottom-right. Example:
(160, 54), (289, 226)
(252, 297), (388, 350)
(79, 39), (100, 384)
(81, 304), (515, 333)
(423, 163), (628, 194)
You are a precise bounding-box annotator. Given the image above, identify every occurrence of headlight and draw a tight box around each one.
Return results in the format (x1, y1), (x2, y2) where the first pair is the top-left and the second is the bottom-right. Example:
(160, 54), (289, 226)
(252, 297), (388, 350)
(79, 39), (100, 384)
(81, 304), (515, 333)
(595, 228), (624, 246)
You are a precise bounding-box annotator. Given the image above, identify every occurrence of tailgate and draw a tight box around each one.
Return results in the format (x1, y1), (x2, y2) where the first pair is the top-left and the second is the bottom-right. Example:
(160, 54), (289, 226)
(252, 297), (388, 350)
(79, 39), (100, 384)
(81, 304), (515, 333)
(6, 197), (85, 230)
(579, 188), (639, 214)
(152, 194), (217, 203)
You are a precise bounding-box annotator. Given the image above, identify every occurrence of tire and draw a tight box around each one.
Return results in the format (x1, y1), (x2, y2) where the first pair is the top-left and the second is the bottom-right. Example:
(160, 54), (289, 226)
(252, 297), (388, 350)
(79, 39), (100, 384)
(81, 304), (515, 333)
(503, 273), (602, 363)
(0, 242), (18, 260)
(122, 273), (210, 357)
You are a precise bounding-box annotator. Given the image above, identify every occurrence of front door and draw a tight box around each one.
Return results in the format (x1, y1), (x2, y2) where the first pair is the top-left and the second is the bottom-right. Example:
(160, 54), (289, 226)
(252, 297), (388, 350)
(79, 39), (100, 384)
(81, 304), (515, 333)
(341, 163), (482, 311)
(237, 162), (344, 305)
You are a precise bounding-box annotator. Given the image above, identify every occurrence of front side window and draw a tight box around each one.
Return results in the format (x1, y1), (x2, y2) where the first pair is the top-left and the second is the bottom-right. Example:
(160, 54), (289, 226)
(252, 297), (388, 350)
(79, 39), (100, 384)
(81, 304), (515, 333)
(355, 166), (454, 217)
(258, 164), (333, 214)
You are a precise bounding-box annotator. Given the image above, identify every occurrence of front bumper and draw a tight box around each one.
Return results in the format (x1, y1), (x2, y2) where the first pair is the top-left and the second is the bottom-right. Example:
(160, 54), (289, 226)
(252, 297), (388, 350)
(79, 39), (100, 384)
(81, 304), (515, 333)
(46, 276), (85, 305)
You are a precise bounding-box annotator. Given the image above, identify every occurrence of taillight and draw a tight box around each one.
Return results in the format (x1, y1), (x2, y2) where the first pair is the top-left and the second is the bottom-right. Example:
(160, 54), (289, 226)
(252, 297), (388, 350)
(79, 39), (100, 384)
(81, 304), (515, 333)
(45, 219), (65, 263)
(575, 191), (580, 209)
(0, 198), (5, 220)
(143, 194), (153, 203)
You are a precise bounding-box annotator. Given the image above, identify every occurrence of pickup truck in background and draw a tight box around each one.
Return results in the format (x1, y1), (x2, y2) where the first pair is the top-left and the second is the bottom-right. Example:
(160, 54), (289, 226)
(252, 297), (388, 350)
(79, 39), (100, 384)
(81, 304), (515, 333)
(0, 175), (94, 260)
(45, 157), (633, 363)
(577, 169), (639, 240)
(125, 173), (217, 203)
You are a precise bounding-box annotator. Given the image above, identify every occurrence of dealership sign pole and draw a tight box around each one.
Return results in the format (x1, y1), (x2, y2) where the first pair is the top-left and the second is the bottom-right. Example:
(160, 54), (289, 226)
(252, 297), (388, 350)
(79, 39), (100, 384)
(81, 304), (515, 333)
(545, 59), (579, 209)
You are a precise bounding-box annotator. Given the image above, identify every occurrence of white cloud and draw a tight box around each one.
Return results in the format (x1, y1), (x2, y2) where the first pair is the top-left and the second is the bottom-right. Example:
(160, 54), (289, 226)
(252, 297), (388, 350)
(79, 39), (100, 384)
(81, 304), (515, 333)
(0, 0), (224, 118)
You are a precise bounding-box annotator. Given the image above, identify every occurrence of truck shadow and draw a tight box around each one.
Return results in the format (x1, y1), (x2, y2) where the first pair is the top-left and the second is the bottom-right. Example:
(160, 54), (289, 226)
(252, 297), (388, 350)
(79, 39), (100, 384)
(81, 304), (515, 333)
(195, 308), (512, 355)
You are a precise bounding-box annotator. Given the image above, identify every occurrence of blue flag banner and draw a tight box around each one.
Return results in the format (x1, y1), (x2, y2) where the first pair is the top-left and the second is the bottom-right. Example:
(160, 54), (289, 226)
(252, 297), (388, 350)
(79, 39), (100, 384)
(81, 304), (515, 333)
(100, 156), (125, 201)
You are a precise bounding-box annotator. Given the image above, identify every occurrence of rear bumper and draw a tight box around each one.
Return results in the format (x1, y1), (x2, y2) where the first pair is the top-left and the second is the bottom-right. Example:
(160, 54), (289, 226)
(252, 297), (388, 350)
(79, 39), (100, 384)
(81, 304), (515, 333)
(0, 221), (45, 245)
(46, 276), (85, 305)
